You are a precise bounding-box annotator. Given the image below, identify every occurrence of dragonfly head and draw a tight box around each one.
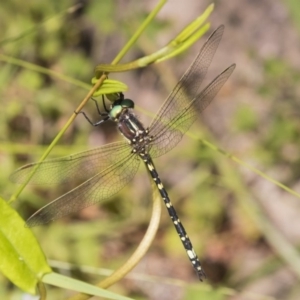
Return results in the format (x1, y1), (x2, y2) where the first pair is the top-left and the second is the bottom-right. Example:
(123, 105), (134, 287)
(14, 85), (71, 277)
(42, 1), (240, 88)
(109, 98), (135, 121)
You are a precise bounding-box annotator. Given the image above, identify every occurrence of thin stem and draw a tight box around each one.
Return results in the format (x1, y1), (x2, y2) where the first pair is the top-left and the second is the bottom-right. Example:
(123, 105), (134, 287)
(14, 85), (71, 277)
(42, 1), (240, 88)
(196, 137), (300, 200)
(110, 0), (167, 66)
(0, 54), (91, 90)
(9, 79), (103, 202)
(9, 0), (166, 203)
(37, 282), (47, 300)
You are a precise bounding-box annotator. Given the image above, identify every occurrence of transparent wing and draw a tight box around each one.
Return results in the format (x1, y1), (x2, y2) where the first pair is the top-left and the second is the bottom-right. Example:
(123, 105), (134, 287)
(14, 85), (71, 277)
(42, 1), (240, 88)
(149, 26), (224, 139)
(148, 25), (234, 157)
(10, 141), (129, 185)
(149, 64), (235, 158)
(26, 152), (140, 227)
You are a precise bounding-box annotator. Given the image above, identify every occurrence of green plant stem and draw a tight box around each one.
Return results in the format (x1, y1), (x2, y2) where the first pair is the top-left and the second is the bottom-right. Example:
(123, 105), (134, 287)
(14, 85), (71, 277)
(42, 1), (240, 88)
(9, 0), (166, 295)
(95, 22), (209, 73)
(9, 0), (167, 203)
(110, 0), (167, 65)
(9, 78), (103, 203)
(67, 181), (162, 300)
(0, 54), (91, 90)
(37, 282), (47, 300)
(95, 4), (212, 74)
(195, 136), (300, 200)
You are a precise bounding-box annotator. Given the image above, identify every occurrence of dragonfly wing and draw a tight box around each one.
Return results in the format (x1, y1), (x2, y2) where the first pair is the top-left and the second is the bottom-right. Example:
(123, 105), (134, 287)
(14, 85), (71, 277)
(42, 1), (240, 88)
(26, 152), (140, 227)
(148, 26), (225, 147)
(10, 141), (129, 185)
(149, 64), (235, 158)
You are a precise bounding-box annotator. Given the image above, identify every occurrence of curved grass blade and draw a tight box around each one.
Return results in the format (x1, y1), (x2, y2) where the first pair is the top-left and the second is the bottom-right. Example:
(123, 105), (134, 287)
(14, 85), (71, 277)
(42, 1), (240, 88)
(43, 272), (134, 300)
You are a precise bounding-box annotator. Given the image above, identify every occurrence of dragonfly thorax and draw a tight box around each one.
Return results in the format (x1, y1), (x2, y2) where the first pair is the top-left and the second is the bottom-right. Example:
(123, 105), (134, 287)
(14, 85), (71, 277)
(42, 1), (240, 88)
(117, 109), (152, 154)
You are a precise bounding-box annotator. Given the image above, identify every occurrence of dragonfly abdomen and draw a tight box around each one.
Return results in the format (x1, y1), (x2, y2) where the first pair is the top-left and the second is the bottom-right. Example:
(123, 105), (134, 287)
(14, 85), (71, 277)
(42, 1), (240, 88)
(141, 153), (206, 280)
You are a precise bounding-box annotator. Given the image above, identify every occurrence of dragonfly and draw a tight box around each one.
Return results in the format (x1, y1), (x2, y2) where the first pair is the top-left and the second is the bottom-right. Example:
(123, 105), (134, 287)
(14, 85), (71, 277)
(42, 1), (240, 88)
(11, 25), (235, 281)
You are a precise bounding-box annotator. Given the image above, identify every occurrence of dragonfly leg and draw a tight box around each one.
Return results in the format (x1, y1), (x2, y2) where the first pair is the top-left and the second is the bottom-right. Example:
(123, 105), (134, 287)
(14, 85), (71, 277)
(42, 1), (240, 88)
(74, 96), (112, 126)
(75, 110), (110, 126)
(90, 97), (110, 116)
(101, 95), (110, 113)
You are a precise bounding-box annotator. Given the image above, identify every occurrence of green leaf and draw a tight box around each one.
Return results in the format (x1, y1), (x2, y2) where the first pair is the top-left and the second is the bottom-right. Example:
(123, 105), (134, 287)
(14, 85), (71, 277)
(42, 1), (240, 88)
(91, 78), (128, 96)
(43, 272), (135, 300)
(0, 196), (51, 294)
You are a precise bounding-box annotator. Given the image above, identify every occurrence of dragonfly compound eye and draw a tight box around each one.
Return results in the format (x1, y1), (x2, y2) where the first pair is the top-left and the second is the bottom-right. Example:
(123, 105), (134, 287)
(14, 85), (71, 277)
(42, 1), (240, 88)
(121, 99), (135, 109)
(109, 105), (123, 120)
